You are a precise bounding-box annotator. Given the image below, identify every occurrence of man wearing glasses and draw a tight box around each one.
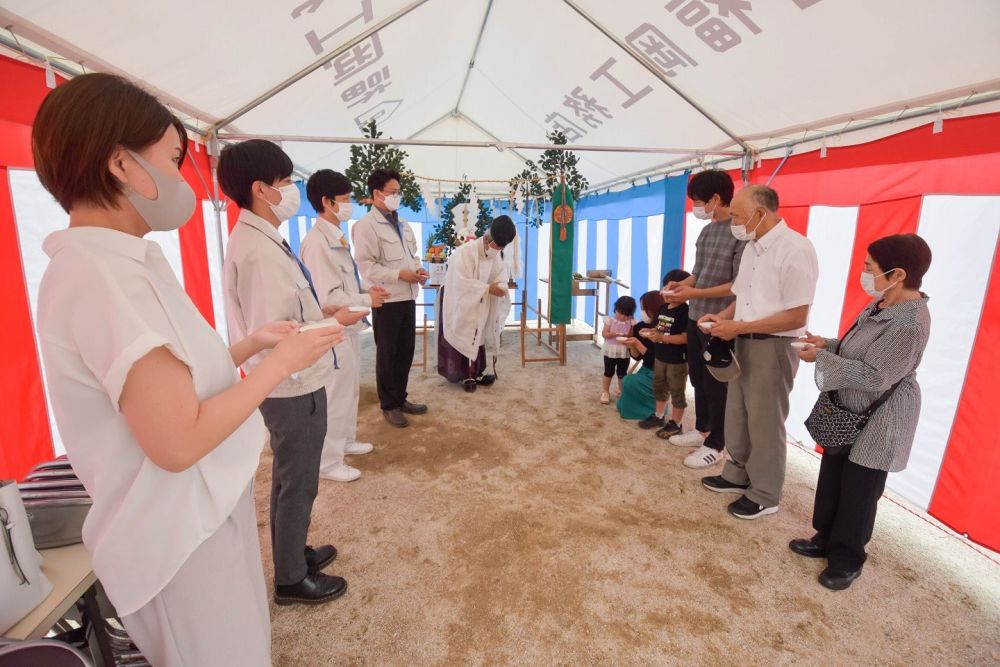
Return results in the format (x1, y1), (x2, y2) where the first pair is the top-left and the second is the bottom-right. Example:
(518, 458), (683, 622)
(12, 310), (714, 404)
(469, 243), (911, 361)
(353, 169), (429, 428)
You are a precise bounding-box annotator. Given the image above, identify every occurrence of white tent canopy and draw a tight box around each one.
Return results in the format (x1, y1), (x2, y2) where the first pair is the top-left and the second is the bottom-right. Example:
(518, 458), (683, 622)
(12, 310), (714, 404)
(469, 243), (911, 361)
(2, 0), (1000, 191)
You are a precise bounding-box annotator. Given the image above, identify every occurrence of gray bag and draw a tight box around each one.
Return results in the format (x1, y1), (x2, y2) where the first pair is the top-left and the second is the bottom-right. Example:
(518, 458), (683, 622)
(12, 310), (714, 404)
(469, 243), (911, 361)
(0, 480), (54, 634)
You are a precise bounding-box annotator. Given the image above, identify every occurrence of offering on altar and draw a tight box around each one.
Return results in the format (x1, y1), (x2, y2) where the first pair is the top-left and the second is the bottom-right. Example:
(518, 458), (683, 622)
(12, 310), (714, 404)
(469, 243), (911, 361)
(425, 244), (449, 286)
(425, 244), (449, 263)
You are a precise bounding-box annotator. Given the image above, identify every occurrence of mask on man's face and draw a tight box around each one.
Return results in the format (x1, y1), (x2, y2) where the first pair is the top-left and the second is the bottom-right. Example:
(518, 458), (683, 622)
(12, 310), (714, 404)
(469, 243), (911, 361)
(692, 197), (715, 220)
(731, 209), (762, 241)
(332, 200), (353, 222)
(267, 183), (300, 222)
(382, 192), (401, 211)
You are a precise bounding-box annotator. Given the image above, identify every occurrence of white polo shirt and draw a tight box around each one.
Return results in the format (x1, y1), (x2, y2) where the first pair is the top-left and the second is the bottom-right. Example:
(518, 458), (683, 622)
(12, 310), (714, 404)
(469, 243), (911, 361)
(37, 227), (265, 617)
(223, 210), (334, 397)
(731, 220), (819, 337)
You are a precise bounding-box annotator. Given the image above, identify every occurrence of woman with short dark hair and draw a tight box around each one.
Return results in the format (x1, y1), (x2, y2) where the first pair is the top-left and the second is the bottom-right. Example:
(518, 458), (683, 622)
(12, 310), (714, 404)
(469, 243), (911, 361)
(616, 290), (666, 421)
(33, 73), (341, 665)
(791, 233), (932, 591)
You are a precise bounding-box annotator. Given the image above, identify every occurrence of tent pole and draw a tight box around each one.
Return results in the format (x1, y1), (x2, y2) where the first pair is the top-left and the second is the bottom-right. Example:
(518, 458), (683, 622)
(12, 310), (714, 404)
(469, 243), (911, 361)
(214, 133), (742, 157)
(458, 112), (535, 165)
(560, 0), (750, 153)
(454, 0), (495, 112)
(765, 147), (794, 186)
(208, 0), (432, 133)
(583, 88), (1000, 193)
(206, 135), (230, 344)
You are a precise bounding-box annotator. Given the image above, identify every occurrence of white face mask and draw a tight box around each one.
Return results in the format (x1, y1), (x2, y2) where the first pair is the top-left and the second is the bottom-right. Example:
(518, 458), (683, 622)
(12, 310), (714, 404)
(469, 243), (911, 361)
(731, 210), (761, 242)
(638, 309), (651, 324)
(124, 150), (196, 232)
(692, 198), (715, 220)
(860, 269), (899, 298)
(267, 183), (300, 222)
(382, 192), (402, 211)
(332, 200), (353, 222)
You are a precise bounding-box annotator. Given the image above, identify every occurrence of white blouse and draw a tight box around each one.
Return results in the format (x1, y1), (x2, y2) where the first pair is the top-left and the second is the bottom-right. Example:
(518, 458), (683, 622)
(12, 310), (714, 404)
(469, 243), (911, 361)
(37, 227), (265, 616)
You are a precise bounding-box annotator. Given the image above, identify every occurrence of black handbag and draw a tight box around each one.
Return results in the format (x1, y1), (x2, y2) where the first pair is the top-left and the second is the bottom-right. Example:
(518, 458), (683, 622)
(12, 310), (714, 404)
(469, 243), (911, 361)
(803, 318), (902, 455)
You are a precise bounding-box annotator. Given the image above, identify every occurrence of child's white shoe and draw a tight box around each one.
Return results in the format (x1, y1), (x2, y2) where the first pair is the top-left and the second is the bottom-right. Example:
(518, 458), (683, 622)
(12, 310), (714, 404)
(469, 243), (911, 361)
(600, 392), (611, 405)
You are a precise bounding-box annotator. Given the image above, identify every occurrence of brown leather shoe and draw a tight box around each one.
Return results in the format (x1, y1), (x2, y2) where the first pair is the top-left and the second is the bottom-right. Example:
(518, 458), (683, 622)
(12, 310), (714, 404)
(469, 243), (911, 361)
(400, 400), (428, 415)
(383, 409), (409, 428)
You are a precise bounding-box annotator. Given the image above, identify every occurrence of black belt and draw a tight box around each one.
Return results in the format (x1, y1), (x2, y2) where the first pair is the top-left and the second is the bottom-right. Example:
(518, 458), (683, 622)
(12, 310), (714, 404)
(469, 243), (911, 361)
(738, 333), (795, 340)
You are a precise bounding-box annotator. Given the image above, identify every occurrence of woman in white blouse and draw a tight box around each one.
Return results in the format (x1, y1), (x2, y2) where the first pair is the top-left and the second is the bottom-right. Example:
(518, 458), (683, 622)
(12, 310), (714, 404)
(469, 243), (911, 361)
(32, 73), (343, 665)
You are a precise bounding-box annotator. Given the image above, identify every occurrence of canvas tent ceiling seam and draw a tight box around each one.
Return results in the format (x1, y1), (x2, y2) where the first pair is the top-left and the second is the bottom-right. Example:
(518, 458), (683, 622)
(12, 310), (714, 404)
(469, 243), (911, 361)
(5, 2), (1000, 188)
(559, 0), (751, 155)
(453, 0), (495, 113)
(584, 88), (1000, 194)
(214, 131), (742, 157)
(455, 111), (535, 165)
(0, 12), (225, 135)
(205, 0), (432, 136)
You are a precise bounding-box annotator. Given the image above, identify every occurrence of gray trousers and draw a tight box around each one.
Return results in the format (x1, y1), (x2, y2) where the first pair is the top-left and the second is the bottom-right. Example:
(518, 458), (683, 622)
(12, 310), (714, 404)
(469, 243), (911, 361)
(721, 337), (798, 507)
(259, 388), (327, 586)
(122, 485), (271, 666)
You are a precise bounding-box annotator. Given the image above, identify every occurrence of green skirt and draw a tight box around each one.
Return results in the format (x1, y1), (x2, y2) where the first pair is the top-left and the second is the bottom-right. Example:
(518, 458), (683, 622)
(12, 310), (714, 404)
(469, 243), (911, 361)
(617, 366), (656, 420)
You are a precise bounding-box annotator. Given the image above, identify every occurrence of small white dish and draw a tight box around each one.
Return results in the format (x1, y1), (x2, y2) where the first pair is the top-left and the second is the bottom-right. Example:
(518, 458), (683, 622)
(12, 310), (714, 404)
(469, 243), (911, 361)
(299, 318), (342, 332)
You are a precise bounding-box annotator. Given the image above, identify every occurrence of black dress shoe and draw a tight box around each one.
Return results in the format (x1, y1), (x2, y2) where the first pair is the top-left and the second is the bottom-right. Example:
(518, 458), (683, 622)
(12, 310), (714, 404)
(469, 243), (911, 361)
(462, 379), (477, 393)
(475, 374), (496, 386)
(305, 544), (337, 574)
(274, 572), (347, 605)
(400, 400), (428, 415)
(788, 538), (827, 559)
(383, 409), (409, 428)
(818, 566), (862, 591)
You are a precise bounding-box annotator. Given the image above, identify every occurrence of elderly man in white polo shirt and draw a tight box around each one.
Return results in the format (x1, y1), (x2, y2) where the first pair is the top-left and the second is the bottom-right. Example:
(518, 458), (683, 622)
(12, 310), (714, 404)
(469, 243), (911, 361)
(698, 184), (819, 519)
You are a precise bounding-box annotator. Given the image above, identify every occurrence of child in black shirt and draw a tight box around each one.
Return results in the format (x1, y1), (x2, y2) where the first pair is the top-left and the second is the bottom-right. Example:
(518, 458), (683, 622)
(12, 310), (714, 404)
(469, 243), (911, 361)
(639, 269), (690, 438)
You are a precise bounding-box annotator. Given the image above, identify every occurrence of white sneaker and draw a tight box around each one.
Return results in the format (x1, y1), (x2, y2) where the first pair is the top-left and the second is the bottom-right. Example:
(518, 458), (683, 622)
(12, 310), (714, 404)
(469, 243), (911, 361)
(345, 441), (374, 455)
(321, 463), (361, 482)
(669, 430), (706, 447)
(684, 445), (724, 469)
(600, 392), (611, 405)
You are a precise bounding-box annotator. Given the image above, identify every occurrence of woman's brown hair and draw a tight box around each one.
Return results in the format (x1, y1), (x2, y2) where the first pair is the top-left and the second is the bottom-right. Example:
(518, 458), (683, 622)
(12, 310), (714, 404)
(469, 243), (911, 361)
(868, 234), (932, 290)
(639, 290), (665, 317)
(32, 73), (188, 213)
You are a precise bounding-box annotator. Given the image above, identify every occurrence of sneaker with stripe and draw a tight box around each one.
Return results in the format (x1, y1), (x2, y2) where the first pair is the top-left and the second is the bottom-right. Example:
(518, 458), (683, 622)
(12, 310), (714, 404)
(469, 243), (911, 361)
(684, 445), (724, 468)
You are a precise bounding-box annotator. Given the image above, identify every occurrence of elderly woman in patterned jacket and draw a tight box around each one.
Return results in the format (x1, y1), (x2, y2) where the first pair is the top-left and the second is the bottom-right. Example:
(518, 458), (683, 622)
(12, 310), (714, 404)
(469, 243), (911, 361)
(790, 233), (932, 591)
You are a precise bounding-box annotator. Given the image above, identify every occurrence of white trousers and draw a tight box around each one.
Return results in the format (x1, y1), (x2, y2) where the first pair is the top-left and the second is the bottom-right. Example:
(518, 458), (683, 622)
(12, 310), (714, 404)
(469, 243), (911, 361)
(319, 333), (361, 475)
(121, 485), (271, 667)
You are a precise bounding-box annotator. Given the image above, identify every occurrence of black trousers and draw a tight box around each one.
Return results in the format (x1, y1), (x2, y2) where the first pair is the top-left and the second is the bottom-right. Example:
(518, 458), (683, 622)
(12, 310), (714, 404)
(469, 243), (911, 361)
(372, 299), (416, 410)
(811, 453), (888, 572)
(685, 319), (729, 451)
(258, 388), (326, 586)
(603, 356), (630, 378)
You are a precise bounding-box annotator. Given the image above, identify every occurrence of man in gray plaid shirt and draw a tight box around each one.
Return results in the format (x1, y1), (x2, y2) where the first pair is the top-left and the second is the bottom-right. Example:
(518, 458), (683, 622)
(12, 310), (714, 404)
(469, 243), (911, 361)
(663, 170), (745, 469)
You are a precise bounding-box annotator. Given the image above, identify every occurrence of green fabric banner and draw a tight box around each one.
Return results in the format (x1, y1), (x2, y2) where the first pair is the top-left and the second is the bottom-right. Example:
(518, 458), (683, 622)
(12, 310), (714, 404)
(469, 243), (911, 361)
(549, 183), (575, 325)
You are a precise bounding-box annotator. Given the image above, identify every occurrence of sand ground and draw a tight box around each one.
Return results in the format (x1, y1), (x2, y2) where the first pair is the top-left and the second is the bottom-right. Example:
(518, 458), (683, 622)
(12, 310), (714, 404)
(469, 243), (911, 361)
(254, 330), (1000, 666)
